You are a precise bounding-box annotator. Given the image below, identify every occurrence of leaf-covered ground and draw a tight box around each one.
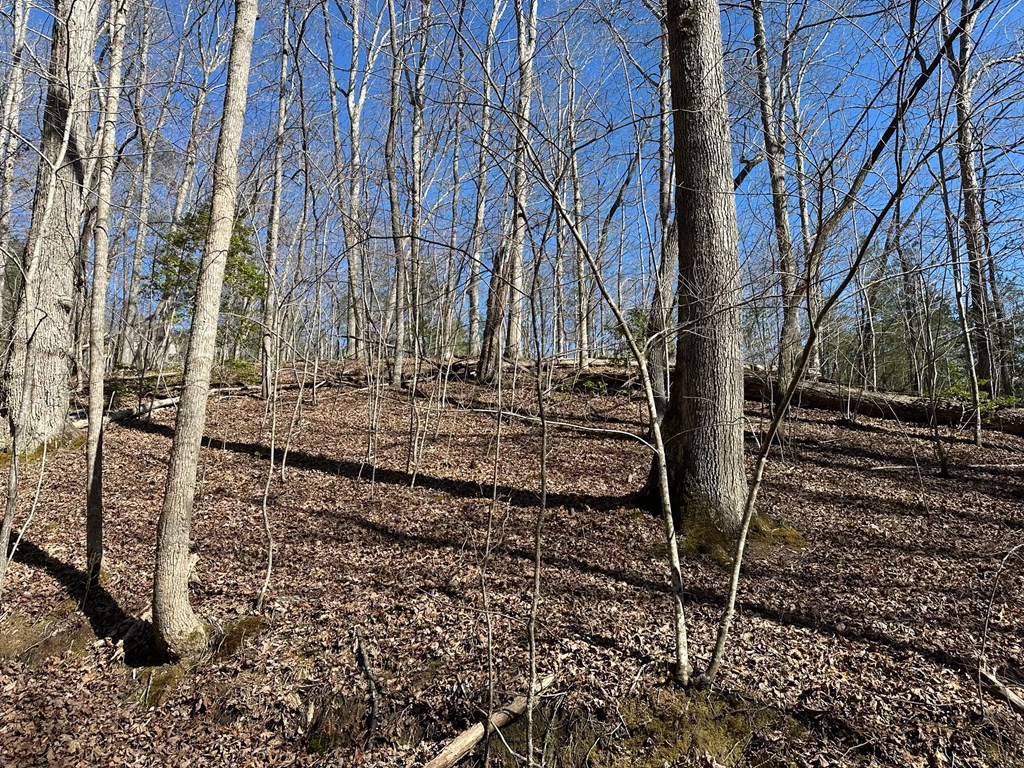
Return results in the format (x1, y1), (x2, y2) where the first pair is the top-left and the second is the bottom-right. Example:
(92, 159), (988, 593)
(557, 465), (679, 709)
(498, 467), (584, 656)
(2, 374), (1022, 766)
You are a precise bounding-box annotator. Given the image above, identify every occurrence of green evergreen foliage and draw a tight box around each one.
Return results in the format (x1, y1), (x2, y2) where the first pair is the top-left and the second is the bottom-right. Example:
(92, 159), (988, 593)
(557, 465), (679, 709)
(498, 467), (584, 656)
(146, 204), (263, 317)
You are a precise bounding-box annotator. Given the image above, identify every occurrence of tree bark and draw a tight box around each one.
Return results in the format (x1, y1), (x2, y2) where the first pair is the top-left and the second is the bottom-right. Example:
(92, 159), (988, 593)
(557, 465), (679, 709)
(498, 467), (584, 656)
(751, 0), (800, 386)
(945, 3), (997, 396)
(86, 0), (127, 582)
(659, 0), (748, 534)
(384, 0), (407, 387)
(0, 0), (29, 339)
(647, 33), (676, 423)
(2, 0), (99, 454)
(465, 0), (504, 358)
(504, 0), (537, 363)
(152, 0), (258, 657)
(263, 2), (290, 399)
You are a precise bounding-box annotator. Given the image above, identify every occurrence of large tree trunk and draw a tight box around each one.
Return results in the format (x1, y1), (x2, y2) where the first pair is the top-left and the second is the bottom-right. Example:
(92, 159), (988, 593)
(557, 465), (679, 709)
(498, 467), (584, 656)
(659, 0), (748, 534)
(2, 0), (99, 454)
(152, 0), (258, 657)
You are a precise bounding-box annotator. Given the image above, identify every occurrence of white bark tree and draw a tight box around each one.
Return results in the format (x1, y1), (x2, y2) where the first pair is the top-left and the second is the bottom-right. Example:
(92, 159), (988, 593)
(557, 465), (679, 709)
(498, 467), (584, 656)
(86, 0), (127, 583)
(152, 0), (258, 657)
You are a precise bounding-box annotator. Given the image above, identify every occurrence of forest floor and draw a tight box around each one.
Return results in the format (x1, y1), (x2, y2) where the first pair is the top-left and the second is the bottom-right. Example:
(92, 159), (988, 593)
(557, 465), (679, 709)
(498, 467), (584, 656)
(1, 369), (1022, 767)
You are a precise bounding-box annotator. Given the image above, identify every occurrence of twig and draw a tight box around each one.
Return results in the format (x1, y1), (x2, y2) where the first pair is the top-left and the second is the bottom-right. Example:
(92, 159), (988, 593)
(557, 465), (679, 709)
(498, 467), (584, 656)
(353, 628), (380, 742)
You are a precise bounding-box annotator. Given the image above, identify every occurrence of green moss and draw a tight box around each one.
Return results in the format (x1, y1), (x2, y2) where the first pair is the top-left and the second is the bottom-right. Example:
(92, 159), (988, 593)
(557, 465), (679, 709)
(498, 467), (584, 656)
(657, 514), (805, 567)
(1, 429), (86, 467)
(680, 514), (733, 567)
(624, 507), (648, 522)
(211, 615), (270, 660)
(749, 515), (805, 551)
(978, 732), (1005, 766)
(409, 657), (445, 694)
(304, 692), (367, 754)
(487, 688), (797, 768)
(306, 732), (335, 755)
(139, 664), (185, 708)
(216, 359), (261, 386)
(0, 612), (95, 667)
(0, 613), (47, 660)
(599, 688), (785, 768)
(487, 701), (601, 768)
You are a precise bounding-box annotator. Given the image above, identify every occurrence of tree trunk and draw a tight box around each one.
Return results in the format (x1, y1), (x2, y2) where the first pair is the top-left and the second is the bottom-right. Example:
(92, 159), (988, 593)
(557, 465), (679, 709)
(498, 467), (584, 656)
(406, 0), (430, 376)
(788, 72), (820, 376)
(262, 2), (290, 399)
(504, 0), (537, 363)
(744, 373), (1024, 436)
(466, 0), (503, 358)
(119, 3), (154, 367)
(152, 0), (258, 657)
(86, 0), (126, 582)
(659, 0), (748, 534)
(751, 0), (800, 386)
(0, 0), (29, 339)
(565, 73), (589, 368)
(648, 37), (675, 422)
(943, 1), (996, 396)
(2, 0), (99, 454)
(385, 0), (407, 387)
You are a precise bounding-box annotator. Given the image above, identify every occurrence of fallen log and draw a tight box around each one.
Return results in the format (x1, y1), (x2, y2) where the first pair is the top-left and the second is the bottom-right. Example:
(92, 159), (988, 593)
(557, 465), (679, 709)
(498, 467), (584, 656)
(69, 386), (246, 430)
(743, 374), (1024, 437)
(424, 673), (556, 768)
(70, 395), (182, 430)
(980, 669), (1024, 716)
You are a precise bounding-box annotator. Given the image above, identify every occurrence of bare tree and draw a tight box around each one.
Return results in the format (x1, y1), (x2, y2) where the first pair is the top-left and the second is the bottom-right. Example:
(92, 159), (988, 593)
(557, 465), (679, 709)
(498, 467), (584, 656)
(0, 0), (30, 330)
(465, 0), (506, 358)
(659, 0), (748, 533)
(152, 0), (258, 657)
(86, 0), (127, 584)
(384, 0), (408, 386)
(478, 0), (536, 380)
(751, 0), (800, 386)
(2, 0), (99, 453)
(262, 0), (291, 399)
(943, 0), (999, 396)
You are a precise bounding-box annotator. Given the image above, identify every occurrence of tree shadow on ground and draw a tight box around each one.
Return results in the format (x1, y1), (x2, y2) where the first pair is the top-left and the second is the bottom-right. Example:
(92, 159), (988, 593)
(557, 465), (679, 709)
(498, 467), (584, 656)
(764, 436), (1024, 504)
(9, 537), (160, 666)
(310, 508), (980, 681)
(119, 416), (985, 679)
(122, 418), (637, 513)
(437, 393), (647, 438)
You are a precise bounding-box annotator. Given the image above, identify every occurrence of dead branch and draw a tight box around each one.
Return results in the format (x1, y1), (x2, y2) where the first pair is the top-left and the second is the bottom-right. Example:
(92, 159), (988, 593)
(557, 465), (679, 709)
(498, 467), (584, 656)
(424, 673), (555, 768)
(980, 669), (1024, 716)
(745, 374), (1024, 437)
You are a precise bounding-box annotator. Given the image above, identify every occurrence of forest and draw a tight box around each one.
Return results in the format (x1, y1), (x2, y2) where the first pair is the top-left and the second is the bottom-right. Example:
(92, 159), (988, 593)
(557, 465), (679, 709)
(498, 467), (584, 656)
(0, 0), (1022, 764)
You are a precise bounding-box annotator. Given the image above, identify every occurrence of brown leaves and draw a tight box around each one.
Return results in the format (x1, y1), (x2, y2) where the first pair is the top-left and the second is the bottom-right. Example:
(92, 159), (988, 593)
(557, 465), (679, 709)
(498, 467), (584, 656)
(1, 385), (1022, 766)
